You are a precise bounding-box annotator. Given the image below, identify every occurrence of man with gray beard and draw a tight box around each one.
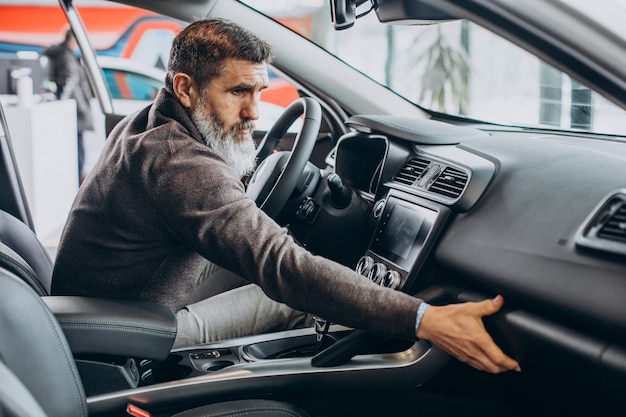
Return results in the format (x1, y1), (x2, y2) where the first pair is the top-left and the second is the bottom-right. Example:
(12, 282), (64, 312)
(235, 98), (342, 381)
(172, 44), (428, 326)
(51, 18), (519, 374)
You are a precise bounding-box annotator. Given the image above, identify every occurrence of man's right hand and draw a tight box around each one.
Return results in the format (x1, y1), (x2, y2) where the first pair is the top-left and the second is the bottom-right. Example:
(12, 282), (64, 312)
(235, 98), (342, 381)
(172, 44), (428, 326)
(416, 295), (521, 374)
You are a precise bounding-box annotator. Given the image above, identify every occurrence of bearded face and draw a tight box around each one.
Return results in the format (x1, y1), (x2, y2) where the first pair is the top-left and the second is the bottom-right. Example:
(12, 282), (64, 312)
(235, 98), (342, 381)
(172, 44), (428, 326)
(191, 103), (258, 178)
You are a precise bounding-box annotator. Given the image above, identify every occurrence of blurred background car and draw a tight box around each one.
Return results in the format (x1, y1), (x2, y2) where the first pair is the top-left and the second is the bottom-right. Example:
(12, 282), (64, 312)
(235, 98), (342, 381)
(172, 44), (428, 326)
(97, 55), (164, 114)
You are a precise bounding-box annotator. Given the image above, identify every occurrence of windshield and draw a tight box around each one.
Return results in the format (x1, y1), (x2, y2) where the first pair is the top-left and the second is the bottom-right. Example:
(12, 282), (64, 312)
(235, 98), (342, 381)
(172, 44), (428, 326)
(245, 0), (626, 137)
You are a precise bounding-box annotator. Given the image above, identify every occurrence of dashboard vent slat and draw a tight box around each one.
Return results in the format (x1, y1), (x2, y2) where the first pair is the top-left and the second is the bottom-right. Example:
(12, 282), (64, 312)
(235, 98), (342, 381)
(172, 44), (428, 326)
(575, 191), (626, 256)
(393, 158), (430, 186)
(597, 205), (626, 243)
(428, 167), (468, 199)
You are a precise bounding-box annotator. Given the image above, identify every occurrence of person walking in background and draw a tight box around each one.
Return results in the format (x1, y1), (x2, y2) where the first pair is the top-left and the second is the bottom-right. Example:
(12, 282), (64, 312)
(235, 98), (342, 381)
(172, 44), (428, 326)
(44, 28), (94, 184)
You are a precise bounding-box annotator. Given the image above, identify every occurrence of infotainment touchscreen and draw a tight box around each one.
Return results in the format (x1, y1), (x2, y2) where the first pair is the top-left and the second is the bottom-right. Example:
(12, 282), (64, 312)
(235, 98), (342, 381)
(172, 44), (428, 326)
(369, 196), (438, 271)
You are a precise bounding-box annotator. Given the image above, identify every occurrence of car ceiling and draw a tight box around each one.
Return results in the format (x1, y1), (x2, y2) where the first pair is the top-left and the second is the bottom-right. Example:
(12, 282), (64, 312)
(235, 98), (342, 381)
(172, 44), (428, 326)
(106, 0), (216, 23)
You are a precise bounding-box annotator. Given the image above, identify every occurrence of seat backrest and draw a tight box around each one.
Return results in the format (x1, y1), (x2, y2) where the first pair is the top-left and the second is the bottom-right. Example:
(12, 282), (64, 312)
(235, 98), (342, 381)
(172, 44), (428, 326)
(0, 210), (53, 295)
(0, 361), (49, 417)
(0, 269), (87, 417)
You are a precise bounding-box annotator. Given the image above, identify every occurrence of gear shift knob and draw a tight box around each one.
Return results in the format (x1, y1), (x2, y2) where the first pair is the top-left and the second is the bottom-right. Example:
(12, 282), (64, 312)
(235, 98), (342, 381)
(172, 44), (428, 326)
(327, 173), (352, 209)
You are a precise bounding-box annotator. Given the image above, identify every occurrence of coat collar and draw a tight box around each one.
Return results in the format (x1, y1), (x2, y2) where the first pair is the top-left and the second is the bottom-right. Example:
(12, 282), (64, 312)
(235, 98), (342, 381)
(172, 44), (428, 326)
(149, 88), (205, 145)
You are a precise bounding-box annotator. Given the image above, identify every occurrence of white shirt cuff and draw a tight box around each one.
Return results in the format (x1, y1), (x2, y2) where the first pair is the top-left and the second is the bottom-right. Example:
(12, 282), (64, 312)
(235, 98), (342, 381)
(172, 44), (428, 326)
(415, 301), (431, 335)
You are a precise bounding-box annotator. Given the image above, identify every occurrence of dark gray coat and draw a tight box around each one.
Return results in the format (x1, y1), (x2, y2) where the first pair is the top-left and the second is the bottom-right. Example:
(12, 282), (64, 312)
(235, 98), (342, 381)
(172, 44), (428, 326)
(51, 89), (422, 340)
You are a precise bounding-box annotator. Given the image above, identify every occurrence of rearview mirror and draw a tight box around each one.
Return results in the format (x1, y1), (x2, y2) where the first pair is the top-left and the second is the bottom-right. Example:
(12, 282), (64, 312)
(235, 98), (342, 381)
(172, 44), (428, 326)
(330, 0), (458, 30)
(330, 0), (357, 30)
(374, 0), (459, 24)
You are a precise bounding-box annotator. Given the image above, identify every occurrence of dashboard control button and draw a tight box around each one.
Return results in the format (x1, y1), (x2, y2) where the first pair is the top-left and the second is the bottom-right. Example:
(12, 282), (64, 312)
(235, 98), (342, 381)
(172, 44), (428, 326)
(295, 197), (319, 223)
(373, 199), (386, 218)
(355, 255), (374, 277)
(382, 270), (401, 289)
(367, 263), (387, 285)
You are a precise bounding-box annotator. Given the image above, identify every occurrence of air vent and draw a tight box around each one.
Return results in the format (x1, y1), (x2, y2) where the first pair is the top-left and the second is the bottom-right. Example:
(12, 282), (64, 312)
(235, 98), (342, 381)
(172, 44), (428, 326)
(428, 166), (468, 199)
(575, 191), (626, 256)
(597, 202), (626, 243)
(393, 158), (430, 186)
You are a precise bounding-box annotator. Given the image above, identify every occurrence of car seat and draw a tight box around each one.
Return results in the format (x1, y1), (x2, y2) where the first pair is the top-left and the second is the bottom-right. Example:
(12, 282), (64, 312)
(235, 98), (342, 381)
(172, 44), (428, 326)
(0, 267), (310, 417)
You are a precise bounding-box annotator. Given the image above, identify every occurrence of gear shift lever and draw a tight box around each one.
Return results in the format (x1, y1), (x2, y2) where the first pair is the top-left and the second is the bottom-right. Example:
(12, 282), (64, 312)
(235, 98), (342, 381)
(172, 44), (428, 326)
(327, 173), (351, 209)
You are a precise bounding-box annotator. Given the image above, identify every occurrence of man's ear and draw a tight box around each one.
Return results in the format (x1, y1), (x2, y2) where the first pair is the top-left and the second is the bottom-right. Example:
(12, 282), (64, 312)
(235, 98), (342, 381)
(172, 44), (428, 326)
(172, 73), (197, 109)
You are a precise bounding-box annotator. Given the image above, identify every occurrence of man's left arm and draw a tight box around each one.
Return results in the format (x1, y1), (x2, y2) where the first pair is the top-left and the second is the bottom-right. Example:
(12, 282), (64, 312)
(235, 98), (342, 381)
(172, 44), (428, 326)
(416, 295), (521, 374)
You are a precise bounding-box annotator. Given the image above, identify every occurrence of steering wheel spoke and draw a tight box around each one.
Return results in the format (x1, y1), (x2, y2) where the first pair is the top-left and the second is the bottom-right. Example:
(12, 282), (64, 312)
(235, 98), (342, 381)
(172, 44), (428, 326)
(247, 97), (322, 219)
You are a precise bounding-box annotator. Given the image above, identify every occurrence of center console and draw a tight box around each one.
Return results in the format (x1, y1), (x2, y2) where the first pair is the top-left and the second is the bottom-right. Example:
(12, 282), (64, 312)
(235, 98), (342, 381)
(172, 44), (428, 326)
(355, 190), (451, 294)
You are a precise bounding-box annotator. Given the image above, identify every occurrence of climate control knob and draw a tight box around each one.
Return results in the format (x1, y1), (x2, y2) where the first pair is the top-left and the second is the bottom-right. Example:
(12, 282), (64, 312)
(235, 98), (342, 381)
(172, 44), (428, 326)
(367, 263), (387, 286)
(355, 255), (374, 277)
(382, 270), (401, 289)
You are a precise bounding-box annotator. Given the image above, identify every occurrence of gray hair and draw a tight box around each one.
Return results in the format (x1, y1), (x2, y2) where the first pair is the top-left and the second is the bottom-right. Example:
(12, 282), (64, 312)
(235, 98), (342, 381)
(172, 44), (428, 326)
(165, 18), (273, 93)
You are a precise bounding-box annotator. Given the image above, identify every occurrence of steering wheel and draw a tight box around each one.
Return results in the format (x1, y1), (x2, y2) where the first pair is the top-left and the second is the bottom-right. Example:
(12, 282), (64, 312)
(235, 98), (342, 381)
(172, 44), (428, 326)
(246, 97), (322, 219)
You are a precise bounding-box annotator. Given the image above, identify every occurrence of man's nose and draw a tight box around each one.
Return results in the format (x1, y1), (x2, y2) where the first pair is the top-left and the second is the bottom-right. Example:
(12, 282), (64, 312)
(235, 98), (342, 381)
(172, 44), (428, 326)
(241, 96), (260, 121)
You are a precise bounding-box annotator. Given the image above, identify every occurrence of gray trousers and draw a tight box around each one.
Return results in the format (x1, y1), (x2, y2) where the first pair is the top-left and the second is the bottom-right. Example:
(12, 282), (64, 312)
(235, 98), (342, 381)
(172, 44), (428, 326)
(173, 262), (313, 349)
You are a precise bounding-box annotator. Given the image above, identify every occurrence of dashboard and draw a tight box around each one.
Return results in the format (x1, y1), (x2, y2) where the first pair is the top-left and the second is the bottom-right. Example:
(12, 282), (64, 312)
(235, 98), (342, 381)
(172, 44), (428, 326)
(289, 113), (626, 408)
